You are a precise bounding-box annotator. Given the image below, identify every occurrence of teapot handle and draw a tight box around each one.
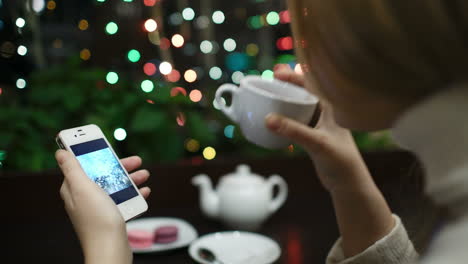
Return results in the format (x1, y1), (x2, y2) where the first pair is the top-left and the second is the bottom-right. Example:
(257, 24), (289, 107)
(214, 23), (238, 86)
(267, 175), (288, 213)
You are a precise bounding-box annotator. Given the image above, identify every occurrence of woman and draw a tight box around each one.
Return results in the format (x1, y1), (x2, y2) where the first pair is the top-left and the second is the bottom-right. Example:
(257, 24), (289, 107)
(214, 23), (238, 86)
(56, 0), (468, 263)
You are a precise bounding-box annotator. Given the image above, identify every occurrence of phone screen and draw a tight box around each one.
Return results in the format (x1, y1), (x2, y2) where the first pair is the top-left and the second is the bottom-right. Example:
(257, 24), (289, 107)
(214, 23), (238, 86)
(70, 138), (138, 204)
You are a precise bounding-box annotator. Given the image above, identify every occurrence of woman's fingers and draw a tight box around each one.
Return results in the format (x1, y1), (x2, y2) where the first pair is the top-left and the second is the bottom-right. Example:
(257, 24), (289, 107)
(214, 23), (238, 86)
(274, 68), (305, 87)
(129, 169), (150, 186)
(121, 156), (142, 173)
(56, 150), (94, 189)
(266, 113), (327, 154)
(139, 187), (151, 199)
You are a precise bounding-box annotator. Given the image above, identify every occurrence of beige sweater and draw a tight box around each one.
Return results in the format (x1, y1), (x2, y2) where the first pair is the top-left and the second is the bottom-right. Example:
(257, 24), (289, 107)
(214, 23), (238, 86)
(326, 87), (468, 264)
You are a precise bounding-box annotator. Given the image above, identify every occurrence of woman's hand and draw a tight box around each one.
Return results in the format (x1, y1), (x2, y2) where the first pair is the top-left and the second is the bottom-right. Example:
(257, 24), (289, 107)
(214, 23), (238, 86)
(266, 67), (372, 194)
(55, 150), (151, 264)
(266, 66), (395, 258)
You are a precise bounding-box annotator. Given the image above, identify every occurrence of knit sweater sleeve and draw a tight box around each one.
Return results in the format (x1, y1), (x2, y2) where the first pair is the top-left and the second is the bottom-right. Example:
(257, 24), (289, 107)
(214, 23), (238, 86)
(326, 214), (419, 264)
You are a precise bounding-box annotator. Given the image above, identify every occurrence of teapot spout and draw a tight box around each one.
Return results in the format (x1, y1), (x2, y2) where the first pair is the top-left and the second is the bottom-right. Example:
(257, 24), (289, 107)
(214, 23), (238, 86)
(192, 174), (220, 219)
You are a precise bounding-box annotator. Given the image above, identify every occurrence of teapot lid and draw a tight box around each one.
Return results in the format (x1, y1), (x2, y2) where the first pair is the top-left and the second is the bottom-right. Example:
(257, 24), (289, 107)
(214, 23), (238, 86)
(220, 164), (264, 186)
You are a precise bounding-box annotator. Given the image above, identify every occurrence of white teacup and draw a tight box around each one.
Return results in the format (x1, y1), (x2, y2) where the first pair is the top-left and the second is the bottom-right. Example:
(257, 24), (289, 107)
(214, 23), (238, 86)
(215, 75), (319, 149)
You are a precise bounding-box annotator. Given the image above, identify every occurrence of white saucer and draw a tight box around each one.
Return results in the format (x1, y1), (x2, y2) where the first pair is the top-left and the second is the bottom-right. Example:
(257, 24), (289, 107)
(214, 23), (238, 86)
(126, 217), (198, 253)
(189, 231), (281, 264)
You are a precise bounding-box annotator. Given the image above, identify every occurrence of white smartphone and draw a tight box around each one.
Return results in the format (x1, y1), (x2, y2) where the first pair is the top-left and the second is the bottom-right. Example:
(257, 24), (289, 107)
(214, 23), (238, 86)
(56, 124), (148, 221)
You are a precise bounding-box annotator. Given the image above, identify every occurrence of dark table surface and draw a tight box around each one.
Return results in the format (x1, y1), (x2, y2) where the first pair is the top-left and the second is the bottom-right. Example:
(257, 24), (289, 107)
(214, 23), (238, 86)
(0, 151), (438, 264)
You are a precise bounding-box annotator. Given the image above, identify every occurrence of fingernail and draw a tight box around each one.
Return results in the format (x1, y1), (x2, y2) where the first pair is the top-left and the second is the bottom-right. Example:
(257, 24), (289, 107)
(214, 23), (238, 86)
(266, 113), (282, 131)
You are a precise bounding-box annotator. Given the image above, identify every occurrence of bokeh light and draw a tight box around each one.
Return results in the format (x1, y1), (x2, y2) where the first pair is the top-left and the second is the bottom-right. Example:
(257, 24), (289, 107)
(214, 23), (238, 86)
(266, 11), (280, 25)
(224, 125), (235, 139)
(143, 0), (157, 6)
(169, 12), (183, 26)
(32, 0), (46, 13)
(182, 8), (195, 21)
(185, 139), (200, 152)
(189, 89), (203, 102)
(105, 22), (118, 35)
(114, 128), (127, 141)
(16, 18), (26, 28)
(176, 112), (186, 126)
(171, 34), (184, 48)
(143, 62), (157, 76)
(0, 88), (3, 95)
(184, 69), (197, 83)
(80, 49), (91, 60)
(295, 64), (303, 74)
(195, 16), (210, 30)
(246, 43), (259, 56)
(223, 38), (236, 52)
(96, 0), (105, 2)
(127, 49), (141, 63)
(17, 45), (27, 56)
(226, 52), (249, 71)
(16, 78), (26, 89)
(248, 15), (263, 29)
(276, 36), (294, 50)
(106, 72), (119, 84)
(231, 71), (244, 84)
(171, 87), (187, 97)
(200, 40), (213, 54)
(160, 37), (171, 50)
(212, 10), (225, 24)
(144, 19), (157, 32)
(166, 69), (181, 82)
(159, 61), (172, 75)
(47, 0), (56, 10)
(280, 10), (291, 24)
(209, 67), (222, 80)
(203, 147), (217, 160)
(141, 80), (154, 93)
(261, 70), (274, 80)
(78, 19), (89, 31)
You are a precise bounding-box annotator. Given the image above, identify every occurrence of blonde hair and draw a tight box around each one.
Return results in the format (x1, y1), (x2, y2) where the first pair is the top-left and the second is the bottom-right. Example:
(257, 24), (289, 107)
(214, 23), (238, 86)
(288, 0), (468, 103)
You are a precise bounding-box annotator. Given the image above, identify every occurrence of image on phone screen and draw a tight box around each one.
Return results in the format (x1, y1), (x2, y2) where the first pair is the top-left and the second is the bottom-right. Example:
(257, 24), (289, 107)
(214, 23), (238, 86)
(70, 138), (138, 204)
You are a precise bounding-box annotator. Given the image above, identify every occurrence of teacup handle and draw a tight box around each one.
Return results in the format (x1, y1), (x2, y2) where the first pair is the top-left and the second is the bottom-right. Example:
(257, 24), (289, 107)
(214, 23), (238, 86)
(267, 175), (288, 214)
(215, 84), (239, 123)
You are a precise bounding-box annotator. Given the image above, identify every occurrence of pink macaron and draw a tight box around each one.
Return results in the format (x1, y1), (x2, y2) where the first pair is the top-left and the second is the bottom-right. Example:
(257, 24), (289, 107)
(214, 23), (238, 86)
(128, 229), (154, 249)
(153, 225), (179, 244)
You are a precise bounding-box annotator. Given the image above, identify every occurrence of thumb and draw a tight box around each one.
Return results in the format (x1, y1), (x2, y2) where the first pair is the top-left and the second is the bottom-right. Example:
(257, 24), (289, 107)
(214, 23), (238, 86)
(55, 150), (94, 188)
(265, 113), (326, 154)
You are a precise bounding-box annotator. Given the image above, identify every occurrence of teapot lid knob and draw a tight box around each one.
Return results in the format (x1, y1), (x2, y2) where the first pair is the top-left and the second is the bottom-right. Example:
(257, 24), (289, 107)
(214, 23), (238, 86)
(236, 164), (251, 176)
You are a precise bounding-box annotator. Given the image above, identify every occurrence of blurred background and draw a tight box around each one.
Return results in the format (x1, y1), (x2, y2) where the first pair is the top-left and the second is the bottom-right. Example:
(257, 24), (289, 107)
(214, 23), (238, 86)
(0, 0), (393, 172)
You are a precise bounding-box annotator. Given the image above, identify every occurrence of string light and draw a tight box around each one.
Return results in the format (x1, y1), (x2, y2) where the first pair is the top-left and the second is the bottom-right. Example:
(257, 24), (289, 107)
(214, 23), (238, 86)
(16, 78), (26, 89)
(231, 71), (244, 84)
(185, 139), (200, 152)
(80, 49), (91, 60)
(212, 10), (225, 24)
(182, 8), (195, 21)
(276, 36), (293, 50)
(209, 67), (222, 80)
(224, 125), (235, 139)
(143, 62), (157, 76)
(261, 70), (274, 80)
(105, 22), (118, 35)
(279, 10), (291, 24)
(176, 112), (186, 126)
(171, 87), (187, 97)
(169, 13), (183, 26)
(96, 0), (106, 2)
(32, 0), (46, 13)
(203, 147), (217, 160)
(47, 0), (56, 10)
(0, 88), (3, 95)
(160, 37), (171, 50)
(144, 19), (157, 32)
(17, 45), (27, 56)
(159, 61), (172, 75)
(246, 43), (259, 56)
(141, 80), (154, 93)
(223, 38), (236, 52)
(114, 128), (127, 141)
(166, 69), (181, 82)
(266, 11), (280, 25)
(144, 0), (157, 6)
(184, 69), (197, 83)
(127, 49), (141, 63)
(78, 19), (89, 31)
(195, 16), (209, 30)
(200, 40), (213, 54)
(295, 64), (303, 74)
(106, 72), (119, 84)
(15, 18), (26, 28)
(189, 89), (203, 102)
(171, 34), (184, 48)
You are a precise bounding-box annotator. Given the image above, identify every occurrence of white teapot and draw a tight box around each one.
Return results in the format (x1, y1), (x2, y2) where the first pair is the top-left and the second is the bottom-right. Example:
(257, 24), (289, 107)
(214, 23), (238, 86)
(192, 164), (288, 231)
